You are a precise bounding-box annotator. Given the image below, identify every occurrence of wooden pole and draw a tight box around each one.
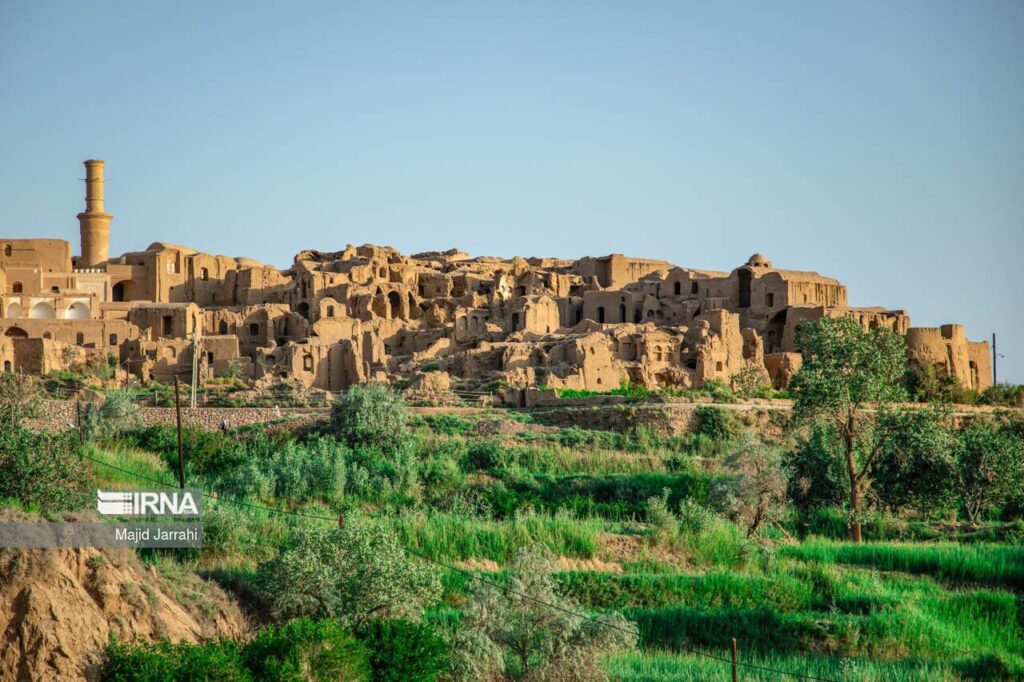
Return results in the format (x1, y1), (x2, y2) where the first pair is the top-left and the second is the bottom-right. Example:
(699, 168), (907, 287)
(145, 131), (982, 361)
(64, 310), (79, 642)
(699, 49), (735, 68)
(992, 333), (998, 386)
(731, 638), (738, 682)
(76, 400), (84, 444)
(174, 375), (185, 489)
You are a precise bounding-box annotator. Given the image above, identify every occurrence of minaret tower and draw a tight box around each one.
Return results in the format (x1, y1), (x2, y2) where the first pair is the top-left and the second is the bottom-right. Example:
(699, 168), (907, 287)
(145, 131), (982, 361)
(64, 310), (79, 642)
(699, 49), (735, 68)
(77, 159), (111, 269)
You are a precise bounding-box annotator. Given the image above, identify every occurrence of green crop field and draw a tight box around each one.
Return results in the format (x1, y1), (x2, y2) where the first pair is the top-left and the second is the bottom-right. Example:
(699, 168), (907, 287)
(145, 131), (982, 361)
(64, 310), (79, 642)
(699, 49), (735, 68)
(63, 398), (1024, 681)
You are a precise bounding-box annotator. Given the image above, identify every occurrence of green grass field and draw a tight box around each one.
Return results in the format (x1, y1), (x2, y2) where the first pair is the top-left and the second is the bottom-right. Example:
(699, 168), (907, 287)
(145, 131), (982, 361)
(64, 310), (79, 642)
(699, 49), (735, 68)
(79, 410), (1024, 680)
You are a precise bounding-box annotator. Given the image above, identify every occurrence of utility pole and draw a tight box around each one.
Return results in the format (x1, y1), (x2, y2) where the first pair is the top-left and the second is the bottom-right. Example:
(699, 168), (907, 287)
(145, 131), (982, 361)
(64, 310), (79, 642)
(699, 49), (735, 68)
(992, 333), (998, 386)
(190, 321), (200, 408)
(174, 375), (185, 489)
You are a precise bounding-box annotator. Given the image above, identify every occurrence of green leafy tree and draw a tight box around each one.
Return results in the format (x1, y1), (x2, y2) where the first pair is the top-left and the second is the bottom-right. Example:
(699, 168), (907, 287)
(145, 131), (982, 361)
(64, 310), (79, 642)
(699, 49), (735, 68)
(331, 383), (409, 451)
(789, 316), (908, 542)
(954, 419), (1024, 523)
(450, 547), (637, 681)
(256, 521), (441, 627)
(867, 406), (956, 515)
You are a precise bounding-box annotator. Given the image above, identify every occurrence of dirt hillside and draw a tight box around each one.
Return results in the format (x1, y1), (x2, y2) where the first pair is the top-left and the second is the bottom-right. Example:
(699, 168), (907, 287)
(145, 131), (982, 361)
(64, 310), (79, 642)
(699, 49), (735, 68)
(0, 514), (246, 681)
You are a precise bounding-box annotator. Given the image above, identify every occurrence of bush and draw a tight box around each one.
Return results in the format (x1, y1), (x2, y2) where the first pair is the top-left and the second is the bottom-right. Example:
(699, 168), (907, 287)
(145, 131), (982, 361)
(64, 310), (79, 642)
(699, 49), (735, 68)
(101, 637), (250, 681)
(0, 427), (89, 510)
(331, 383), (408, 451)
(693, 406), (745, 443)
(256, 521), (442, 626)
(357, 618), (450, 682)
(243, 619), (370, 682)
(0, 372), (43, 428)
(449, 547), (637, 681)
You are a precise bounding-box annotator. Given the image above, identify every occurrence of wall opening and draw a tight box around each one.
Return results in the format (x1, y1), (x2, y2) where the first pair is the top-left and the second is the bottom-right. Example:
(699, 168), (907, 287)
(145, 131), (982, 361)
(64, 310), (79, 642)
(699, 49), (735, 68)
(5, 327), (28, 338)
(597, 306), (605, 323)
(387, 291), (402, 319)
(219, 321), (228, 334)
(674, 281), (681, 295)
(76, 332), (85, 345)
(12, 282), (22, 293)
(511, 312), (520, 331)
(29, 302), (55, 319)
(738, 269), (752, 308)
(65, 302), (90, 320)
(162, 315), (173, 336)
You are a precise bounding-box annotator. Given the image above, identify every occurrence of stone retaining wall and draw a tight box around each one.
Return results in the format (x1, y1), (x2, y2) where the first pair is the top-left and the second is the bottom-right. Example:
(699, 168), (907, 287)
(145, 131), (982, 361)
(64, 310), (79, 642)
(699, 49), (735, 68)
(28, 400), (329, 433)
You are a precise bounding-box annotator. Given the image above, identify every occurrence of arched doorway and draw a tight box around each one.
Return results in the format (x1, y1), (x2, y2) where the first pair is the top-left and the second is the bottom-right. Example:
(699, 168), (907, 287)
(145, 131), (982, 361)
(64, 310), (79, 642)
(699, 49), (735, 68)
(387, 291), (402, 319)
(5, 302), (21, 318)
(111, 280), (138, 302)
(4, 326), (28, 338)
(29, 302), (55, 319)
(738, 269), (752, 309)
(64, 302), (90, 320)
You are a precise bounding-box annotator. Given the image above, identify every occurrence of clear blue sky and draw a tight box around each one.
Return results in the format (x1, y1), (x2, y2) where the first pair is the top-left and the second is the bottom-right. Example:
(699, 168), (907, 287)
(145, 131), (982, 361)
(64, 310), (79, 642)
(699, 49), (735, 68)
(2, 1), (1021, 382)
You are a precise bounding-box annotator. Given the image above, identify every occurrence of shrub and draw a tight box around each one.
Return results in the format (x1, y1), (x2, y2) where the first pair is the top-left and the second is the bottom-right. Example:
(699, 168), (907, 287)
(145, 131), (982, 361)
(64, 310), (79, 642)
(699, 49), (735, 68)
(423, 413), (471, 435)
(0, 427), (89, 510)
(101, 637), (250, 681)
(243, 619), (370, 682)
(331, 383), (408, 451)
(463, 439), (510, 472)
(256, 521), (442, 626)
(693, 406), (745, 443)
(0, 372), (43, 428)
(357, 618), (450, 682)
(449, 547), (637, 681)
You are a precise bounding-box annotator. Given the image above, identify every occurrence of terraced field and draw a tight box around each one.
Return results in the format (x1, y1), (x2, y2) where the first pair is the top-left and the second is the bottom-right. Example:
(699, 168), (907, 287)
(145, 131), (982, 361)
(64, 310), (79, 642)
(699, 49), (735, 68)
(78, 403), (1024, 680)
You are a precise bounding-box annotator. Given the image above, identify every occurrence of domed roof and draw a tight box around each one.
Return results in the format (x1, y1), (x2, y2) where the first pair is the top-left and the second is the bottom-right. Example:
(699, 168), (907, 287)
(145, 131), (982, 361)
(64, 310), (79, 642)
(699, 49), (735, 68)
(746, 253), (772, 267)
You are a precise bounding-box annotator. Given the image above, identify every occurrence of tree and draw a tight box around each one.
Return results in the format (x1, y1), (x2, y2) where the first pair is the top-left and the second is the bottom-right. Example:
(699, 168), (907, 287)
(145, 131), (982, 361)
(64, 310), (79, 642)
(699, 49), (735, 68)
(867, 406), (956, 515)
(450, 547), (637, 681)
(256, 521), (441, 627)
(714, 436), (787, 535)
(953, 419), (1024, 523)
(789, 316), (908, 543)
(331, 383), (409, 451)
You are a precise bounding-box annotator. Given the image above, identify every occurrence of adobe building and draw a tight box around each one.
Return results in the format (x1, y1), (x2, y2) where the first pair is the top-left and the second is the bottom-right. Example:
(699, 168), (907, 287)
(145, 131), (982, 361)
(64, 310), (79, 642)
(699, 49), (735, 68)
(0, 160), (994, 395)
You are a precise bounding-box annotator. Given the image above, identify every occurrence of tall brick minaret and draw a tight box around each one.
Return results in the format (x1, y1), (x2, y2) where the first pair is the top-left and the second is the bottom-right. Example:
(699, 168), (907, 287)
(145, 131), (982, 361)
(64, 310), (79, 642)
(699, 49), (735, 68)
(77, 159), (111, 269)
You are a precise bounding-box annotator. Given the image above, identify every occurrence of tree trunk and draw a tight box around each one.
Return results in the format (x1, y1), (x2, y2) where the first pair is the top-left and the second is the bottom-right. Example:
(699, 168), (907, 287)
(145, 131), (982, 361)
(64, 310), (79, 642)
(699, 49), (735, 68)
(844, 427), (863, 544)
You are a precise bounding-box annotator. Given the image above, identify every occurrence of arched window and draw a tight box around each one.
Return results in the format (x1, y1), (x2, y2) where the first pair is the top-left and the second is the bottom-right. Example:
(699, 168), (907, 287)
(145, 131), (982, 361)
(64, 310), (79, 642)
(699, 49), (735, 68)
(326, 306), (335, 318)
(5, 302), (22, 318)
(3, 244), (10, 257)
(65, 302), (90, 320)
(29, 302), (55, 319)
(43, 332), (52, 339)
(674, 281), (681, 296)
(219, 321), (228, 334)
(12, 281), (22, 294)
(2, 361), (10, 372)
(109, 334), (118, 346)
(200, 267), (209, 281)
(303, 355), (313, 371)
(691, 281), (698, 294)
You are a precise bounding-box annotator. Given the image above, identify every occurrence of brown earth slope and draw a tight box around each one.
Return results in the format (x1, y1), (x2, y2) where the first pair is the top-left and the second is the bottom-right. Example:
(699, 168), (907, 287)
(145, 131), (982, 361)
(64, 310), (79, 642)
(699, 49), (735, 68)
(0, 515), (246, 681)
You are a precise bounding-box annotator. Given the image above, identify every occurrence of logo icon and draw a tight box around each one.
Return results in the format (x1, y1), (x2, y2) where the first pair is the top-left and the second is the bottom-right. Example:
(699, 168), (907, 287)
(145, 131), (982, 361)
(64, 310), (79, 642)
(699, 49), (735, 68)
(96, 490), (202, 517)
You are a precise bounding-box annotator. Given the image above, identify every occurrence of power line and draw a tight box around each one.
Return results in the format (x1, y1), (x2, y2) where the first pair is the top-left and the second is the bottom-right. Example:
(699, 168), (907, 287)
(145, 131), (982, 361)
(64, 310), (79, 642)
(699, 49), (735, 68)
(79, 451), (837, 682)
